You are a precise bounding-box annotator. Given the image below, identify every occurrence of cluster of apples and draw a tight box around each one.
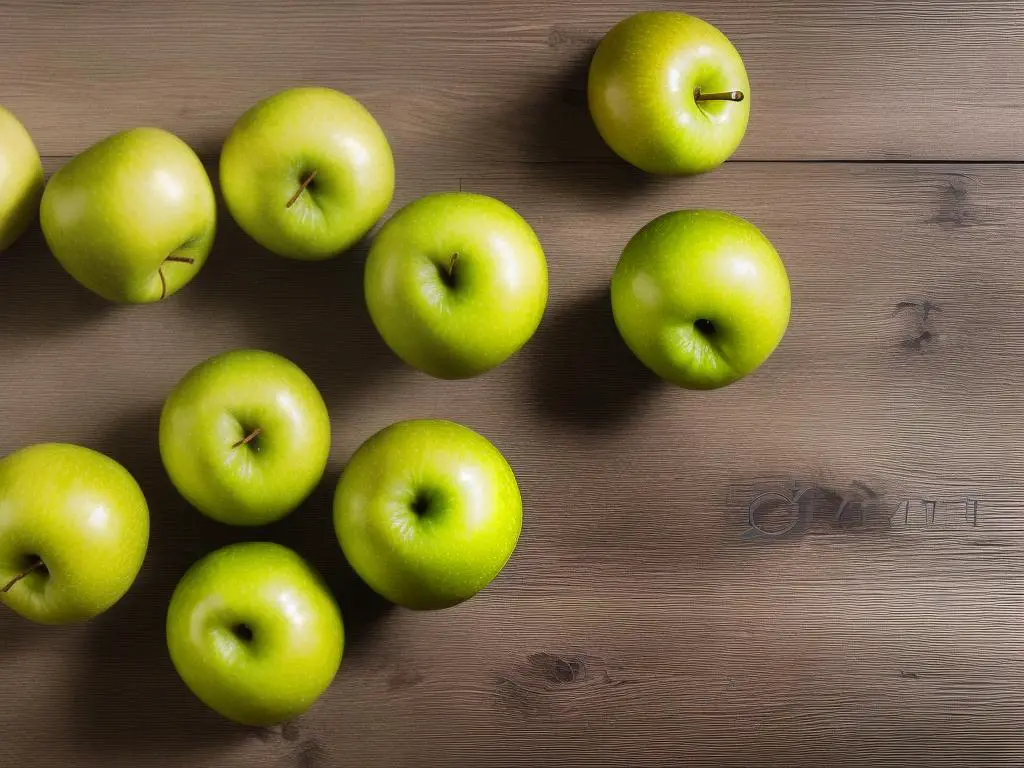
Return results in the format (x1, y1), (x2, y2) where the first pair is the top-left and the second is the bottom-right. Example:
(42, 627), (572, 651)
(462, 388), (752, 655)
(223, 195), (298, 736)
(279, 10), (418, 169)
(0, 11), (791, 726)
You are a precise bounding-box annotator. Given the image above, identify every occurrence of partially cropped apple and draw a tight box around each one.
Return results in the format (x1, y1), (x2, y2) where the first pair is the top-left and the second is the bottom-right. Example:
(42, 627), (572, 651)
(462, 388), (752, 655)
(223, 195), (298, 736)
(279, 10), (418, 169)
(611, 210), (790, 389)
(40, 127), (216, 303)
(0, 106), (44, 251)
(334, 419), (522, 610)
(0, 443), (149, 624)
(365, 192), (548, 379)
(167, 542), (344, 726)
(589, 12), (750, 175)
(220, 86), (394, 260)
(160, 349), (331, 526)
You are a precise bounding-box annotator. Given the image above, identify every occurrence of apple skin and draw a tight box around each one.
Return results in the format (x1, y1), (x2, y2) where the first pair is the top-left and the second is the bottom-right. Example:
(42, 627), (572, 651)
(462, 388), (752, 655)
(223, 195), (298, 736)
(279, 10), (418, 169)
(166, 542), (344, 726)
(220, 86), (395, 261)
(0, 106), (44, 251)
(0, 443), (149, 624)
(159, 349), (331, 526)
(611, 210), (790, 389)
(365, 192), (548, 379)
(40, 127), (216, 303)
(588, 11), (750, 175)
(334, 419), (522, 610)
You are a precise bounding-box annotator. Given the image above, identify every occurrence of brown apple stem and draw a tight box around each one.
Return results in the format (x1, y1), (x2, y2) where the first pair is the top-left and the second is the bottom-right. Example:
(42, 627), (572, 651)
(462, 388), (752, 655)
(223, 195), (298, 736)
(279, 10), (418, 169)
(158, 268), (168, 301)
(448, 252), (459, 276)
(286, 170), (318, 209)
(232, 427), (262, 449)
(694, 89), (745, 102)
(164, 255), (195, 265)
(2, 559), (44, 594)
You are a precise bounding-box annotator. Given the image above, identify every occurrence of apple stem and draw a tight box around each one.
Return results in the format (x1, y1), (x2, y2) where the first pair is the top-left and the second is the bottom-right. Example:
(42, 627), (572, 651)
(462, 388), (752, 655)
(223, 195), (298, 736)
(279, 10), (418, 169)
(156, 255), (194, 301)
(448, 252), (459, 276)
(2, 558), (44, 594)
(694, 88), (745, 102)
(232, 427), (262, 449)
(286, 170), (319, 209)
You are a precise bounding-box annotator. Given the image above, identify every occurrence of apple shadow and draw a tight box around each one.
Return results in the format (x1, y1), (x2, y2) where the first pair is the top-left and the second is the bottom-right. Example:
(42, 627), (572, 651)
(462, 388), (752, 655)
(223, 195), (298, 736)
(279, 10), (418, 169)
(71, 404), (250, 756)
(528, 286), (664, 432)
(514, 42), (656, 201)
(0, 606), (45, 652)
(0, 224), (110, 351)
(263, 479), (395, 655)
(176, 196), (402, 411)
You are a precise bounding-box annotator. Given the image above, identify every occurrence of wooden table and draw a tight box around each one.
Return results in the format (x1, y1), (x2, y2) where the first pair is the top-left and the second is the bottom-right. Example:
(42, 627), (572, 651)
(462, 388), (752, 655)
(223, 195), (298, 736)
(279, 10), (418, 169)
(3, 1), (1023, 766)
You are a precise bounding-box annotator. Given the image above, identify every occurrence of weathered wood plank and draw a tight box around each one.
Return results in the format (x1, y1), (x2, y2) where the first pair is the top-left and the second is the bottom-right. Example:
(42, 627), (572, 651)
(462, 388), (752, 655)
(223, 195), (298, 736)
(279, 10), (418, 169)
(1, 0), (1022, 164)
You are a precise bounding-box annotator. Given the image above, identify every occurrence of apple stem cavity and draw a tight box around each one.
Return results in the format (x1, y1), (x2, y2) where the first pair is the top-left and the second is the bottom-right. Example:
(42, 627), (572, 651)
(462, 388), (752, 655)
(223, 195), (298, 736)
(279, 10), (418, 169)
(2, 557), (45, 593)
(439, 252), (459, 288)
(694, 318), (716, 336)
(286, 170), (319, 209)
(694, 88), (745, 103)
(232, 427), (263, 449)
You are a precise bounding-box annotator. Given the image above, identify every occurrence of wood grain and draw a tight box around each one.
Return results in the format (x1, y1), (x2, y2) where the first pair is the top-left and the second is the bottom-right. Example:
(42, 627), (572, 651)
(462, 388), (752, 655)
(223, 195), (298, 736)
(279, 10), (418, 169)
(4, 1), (1024, 766)
(1, 0), (1023, 164)
(3, 160), (1024, 766)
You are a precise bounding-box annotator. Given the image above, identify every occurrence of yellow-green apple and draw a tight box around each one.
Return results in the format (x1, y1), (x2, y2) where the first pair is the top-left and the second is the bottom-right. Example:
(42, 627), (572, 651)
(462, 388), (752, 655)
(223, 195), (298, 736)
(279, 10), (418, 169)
(334, 419), (522, 610)
(40, 127), (215, 303)
(589, 12), (750, 175)
(0, 106), (44, 251)
(159, 349), (331, 526)
(220, 87), (394, 261)
(611, 210), (790, 389)
(166, 542), (344, 726)
(365, 192), (548, 379)
(0, 443), (149, 624)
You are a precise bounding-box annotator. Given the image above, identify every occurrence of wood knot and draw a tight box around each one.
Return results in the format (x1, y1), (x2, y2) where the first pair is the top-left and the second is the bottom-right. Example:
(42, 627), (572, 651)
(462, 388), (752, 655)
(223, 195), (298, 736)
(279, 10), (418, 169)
(546, 25), (592, 51)
(529, 652), (587, 684)
(894, 299), (943, 352)
(495, 651), (627, 717)
(927, 173), (984, 229)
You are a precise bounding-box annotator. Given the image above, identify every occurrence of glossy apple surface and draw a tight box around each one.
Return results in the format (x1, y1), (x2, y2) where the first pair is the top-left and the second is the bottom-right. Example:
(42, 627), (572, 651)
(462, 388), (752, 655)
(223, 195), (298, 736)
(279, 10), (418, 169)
(611, 210), (790, 389)
(0, 105), (44, 251)
(166, 542), (344, 726)
(334, 419), (522, 610)
(40, 127), (216, 303)
(220, 86), (394, 260)
(0, 443), (149, 624)
(365, 192), (548, 379)
(159, 349), (331, 526)
(589, 11), (750, 175)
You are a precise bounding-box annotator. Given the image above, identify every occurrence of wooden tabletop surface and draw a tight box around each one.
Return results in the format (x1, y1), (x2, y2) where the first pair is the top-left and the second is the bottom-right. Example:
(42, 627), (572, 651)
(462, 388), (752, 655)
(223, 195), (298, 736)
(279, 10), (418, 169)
(3, 1), (1024, 766)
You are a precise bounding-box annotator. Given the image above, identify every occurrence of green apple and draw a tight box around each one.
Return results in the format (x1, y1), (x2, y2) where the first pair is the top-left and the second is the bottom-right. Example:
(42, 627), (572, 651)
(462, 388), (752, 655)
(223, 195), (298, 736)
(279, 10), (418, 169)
(40, 127), (216, 303)
(334, 419), (522, 610)
(166, 542), (343, 726)
(365, 192), (548, 379)
(611, 210), (790, 390)
(588, 12), (750, 175)
(0, 106), (44, 251)
(159, 349), (331, 526)
(220, 86), (394, 261)
(0, 443), (149, 624)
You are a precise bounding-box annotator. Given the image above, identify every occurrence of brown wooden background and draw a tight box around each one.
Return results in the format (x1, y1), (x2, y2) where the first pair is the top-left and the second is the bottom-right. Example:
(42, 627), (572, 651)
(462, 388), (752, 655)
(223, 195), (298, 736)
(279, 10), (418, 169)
(3, 1), (1024, 766)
